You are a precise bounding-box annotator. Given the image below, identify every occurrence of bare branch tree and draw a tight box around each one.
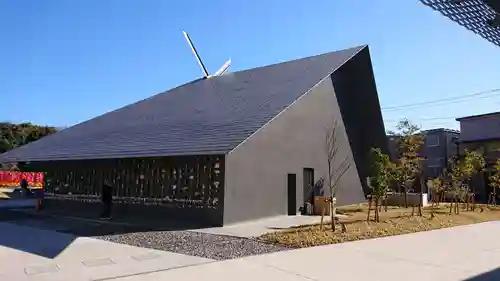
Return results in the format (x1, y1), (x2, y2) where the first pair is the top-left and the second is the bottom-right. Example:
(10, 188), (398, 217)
(324, 119), (351, 231)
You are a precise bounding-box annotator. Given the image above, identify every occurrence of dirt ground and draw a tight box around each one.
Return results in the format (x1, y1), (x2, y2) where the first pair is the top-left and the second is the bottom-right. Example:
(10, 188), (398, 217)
(259, 203), (500, 248)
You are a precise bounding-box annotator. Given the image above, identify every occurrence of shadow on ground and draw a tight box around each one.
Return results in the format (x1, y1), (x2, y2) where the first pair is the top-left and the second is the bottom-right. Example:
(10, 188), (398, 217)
(0, 210), (77, 259)
(0, 206), (218, 259)
(464, 267), (500, 281)
(0, 206), (211, 234)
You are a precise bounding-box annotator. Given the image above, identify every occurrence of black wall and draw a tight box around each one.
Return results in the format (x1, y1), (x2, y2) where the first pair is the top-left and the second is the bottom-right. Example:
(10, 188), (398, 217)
(330, 47), (388, 195)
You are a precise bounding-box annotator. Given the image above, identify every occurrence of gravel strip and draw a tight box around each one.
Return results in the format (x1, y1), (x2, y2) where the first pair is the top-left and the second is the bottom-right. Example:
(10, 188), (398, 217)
(95, 231), (292, 260)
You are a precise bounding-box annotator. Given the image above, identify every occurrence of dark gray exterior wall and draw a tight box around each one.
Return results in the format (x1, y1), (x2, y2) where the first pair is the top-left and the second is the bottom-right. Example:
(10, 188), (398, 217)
(387, 136), (399, 162)
(387, 129), (460, 179)
(459, 113), (500, 142)
(330, 47), (389, 195)
(223, 76), (365, 225)
(422, 129), (459, 178)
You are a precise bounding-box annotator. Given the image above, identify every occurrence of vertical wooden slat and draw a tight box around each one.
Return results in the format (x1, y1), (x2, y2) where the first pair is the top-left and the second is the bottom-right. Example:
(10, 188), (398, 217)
(120, 161), (126, 197)
(195, 157), (201, 200)
(36, 155), (224, 211)
(124, 162), (130, 198)
(149, 160), (154, 198)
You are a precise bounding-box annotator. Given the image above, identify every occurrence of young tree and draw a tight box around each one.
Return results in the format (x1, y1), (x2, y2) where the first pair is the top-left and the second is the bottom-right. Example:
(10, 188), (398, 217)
(488, 159), (500, 206)
(448, 150), (485, 213)
(428, 177), (445, 206)
(461, 150), (485, 180)
(461, 150), (484, 210)
(388, 119), (424, 207)
(324, 120), (351, 231)
(465, 150), (485, 210)
(427, 177), (445, 218)
(449, 156), (464, 214)
(368, 148), (391, 222)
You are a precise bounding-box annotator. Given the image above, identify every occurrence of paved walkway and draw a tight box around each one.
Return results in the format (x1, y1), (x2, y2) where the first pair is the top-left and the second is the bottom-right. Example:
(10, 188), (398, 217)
(0, 199), (37, 209)
(117, 221), (500, 281)
(0, 222), (211, 281)
(193, 214), (334, 237)
(2, 220), (500, 280)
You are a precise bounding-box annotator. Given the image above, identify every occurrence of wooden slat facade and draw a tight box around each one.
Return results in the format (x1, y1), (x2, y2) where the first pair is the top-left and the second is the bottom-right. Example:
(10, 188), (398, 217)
(29, 155), (225, 226)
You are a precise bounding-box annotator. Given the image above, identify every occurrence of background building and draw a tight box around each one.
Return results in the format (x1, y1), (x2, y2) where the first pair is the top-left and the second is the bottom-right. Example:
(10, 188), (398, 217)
(422, 128), (460, 178)
(387, 128), (460, 179)
(457, 111), (500, 202)
(457, 111), (500, 160)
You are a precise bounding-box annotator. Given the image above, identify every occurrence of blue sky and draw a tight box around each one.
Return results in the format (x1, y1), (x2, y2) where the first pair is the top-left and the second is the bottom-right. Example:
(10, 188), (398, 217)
(1, 0), (499, 131)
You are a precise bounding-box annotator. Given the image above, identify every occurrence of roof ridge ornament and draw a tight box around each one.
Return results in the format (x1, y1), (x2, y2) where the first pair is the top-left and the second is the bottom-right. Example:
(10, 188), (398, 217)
(182, 31), (232, 79)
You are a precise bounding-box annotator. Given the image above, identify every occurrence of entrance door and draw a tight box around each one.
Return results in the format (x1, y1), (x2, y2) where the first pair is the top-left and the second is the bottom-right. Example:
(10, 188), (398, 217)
(287, 174), (297, 215)
(303, 168), (314, 204)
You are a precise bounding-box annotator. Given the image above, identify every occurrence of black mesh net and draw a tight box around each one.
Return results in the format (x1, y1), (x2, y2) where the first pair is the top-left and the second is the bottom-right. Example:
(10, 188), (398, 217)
(420, 0), (500, 47)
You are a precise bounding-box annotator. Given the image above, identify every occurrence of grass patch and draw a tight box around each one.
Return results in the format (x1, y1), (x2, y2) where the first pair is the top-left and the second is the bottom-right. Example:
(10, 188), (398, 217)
(259, 203), (500, 248)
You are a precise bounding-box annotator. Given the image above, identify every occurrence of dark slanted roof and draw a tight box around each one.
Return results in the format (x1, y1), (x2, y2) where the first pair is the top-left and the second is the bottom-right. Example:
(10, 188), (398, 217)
(0, 45), (366, 163)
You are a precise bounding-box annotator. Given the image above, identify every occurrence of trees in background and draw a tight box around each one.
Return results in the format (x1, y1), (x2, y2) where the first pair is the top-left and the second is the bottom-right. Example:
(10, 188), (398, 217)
(447, 150), (485, 214)
(488, 159), (500, 206)
(367, 147), (391, 222)
(427, 177), (446, 218)
(428, 177), (445, 206)
(364, 117), (500, 221)
(462, 151), (485, 211)
(0, 122), (57, 154)
(388, 119), (424, 207)
(0, 122), (57, 170)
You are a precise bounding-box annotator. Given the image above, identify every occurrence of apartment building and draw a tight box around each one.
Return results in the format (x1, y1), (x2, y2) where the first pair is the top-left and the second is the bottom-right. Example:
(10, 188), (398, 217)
(387, 128), (460, 179)
(456, 111), (500, 162)
(456, 111), (500, 202)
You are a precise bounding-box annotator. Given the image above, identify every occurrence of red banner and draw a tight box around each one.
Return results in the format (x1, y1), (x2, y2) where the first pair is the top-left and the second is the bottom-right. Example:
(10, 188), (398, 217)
(0, 171), (44, 188)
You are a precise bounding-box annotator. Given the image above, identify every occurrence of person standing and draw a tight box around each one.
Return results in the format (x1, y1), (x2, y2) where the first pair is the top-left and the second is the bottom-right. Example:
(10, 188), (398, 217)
(100, 181), (113, 219)
(20, 178), (30, 197)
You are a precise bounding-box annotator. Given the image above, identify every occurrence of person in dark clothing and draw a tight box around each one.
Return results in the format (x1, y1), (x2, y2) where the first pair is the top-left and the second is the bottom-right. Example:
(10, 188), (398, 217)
(20, 178), (30, 197)
(100, 181), (113, 219)
(20, 178), (28, 190)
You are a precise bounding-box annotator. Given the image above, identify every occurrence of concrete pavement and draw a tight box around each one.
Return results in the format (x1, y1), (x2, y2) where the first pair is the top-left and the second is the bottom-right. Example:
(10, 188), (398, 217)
(193, 214), (335, 238)
(0, 222), (212, 281)
(117, 221), (500, 281)
(0, 199), (37, 209)
(2, 219), (500, 280)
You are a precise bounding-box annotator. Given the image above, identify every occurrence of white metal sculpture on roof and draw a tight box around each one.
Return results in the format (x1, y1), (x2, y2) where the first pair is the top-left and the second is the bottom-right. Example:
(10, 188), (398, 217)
(182, 31), (231, 79)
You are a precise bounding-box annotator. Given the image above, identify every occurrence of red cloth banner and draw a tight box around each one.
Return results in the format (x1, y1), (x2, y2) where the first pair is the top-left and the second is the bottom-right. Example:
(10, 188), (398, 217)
(0, 171), (44, 188)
